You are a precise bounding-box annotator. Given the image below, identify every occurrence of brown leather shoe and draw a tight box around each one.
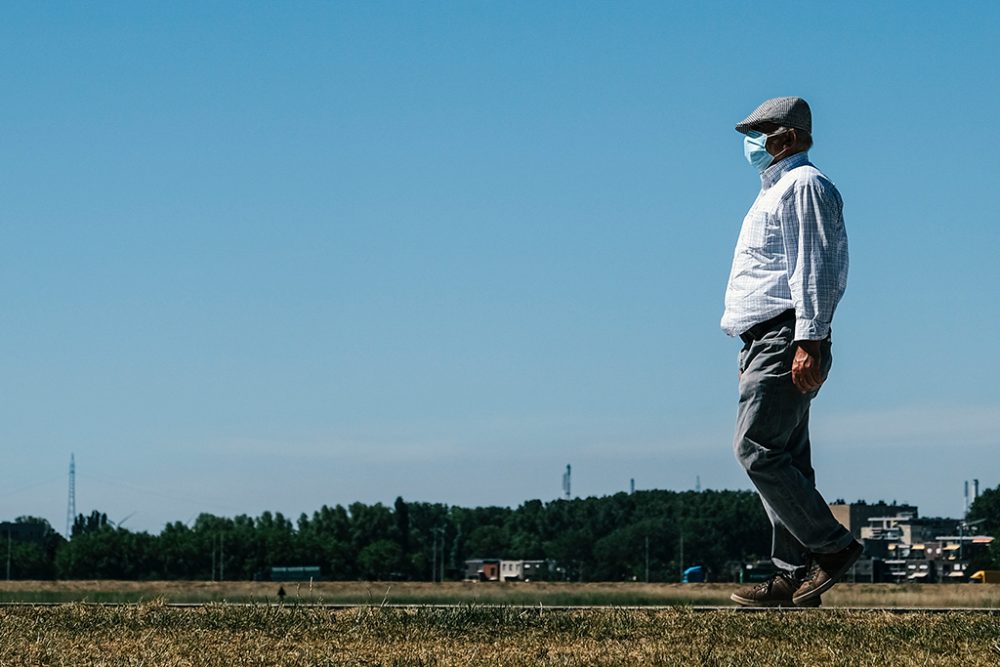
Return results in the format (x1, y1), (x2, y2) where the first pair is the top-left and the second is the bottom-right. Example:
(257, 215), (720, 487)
(730, 573), (821, 607)
(792, 539), (863, 606)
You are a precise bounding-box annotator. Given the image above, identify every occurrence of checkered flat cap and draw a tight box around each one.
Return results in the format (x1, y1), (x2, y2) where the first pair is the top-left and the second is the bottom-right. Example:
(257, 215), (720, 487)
(735, 96), (812, 135)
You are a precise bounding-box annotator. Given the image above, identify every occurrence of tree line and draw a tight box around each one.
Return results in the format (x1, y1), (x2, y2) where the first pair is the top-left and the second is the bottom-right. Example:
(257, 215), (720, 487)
(4, 487), (998, 581)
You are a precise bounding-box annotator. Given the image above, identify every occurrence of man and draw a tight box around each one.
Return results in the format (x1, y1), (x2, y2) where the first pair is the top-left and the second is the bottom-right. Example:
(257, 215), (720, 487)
(722, 96), (862, 607)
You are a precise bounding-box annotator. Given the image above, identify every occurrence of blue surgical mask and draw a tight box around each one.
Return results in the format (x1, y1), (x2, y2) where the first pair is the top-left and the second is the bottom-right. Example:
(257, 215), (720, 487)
(743, 131), (773, 172)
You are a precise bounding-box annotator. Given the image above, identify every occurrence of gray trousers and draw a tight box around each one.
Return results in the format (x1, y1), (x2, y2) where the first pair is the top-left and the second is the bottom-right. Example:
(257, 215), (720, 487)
(734, 320), (853, 575)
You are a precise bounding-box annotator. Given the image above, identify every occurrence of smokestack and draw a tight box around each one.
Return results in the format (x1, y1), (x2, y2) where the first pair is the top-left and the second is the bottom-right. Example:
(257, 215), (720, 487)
(629, 478), (635, 495)
(974, 479), (980, 501)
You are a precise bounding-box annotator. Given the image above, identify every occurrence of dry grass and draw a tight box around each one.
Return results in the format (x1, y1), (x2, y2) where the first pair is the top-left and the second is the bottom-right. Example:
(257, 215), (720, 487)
(0, 603), (997, 666)
(1, 580), (998, 608)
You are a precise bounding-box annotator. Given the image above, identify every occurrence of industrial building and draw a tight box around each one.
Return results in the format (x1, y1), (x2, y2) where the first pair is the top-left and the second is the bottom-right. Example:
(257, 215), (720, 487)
(832, 503), (995, 583)
(828, 502), (919, 539)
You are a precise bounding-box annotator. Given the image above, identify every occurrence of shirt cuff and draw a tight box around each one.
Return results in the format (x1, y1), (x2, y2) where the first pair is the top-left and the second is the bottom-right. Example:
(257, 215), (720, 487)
(795, 318), (830, 341)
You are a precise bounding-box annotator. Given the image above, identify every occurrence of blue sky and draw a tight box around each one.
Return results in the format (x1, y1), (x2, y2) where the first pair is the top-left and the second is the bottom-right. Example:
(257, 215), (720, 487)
(2, 2), (998, 533)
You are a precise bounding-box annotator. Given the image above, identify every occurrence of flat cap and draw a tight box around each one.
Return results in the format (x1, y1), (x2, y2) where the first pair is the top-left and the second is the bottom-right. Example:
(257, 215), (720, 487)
(735, 96), (812, 135)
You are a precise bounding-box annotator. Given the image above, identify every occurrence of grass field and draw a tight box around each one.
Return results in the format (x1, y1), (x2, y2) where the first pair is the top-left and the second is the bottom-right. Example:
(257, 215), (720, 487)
(1, 579), (999, 607)
(0, 603), (998, 666)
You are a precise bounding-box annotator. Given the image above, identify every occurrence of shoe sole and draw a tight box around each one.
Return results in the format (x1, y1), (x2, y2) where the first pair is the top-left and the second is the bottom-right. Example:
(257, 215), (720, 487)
(730, 593), (782, 607)
(792, 543), (862, 605)
(792, 596), (823, 608)
(730, 593), (821, 608)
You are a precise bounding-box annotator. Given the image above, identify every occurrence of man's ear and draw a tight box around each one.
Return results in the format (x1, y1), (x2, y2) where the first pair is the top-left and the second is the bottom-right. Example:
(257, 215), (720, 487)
(782, 129), (798, 151)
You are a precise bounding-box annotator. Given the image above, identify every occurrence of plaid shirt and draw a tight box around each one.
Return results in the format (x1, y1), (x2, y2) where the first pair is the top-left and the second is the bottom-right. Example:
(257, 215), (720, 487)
(721, 152), (848, 340)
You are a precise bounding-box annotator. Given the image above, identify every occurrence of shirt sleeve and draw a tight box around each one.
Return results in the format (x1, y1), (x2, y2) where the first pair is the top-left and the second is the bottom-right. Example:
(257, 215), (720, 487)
(779, 175), (848, 340)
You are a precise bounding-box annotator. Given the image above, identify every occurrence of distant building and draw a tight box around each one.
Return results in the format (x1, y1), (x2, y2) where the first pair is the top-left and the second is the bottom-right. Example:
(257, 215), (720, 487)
(848, 510), (994, 583)
(829, 502), (919, 539)
(465, 559), (549, 582)
(859, 515), (946, 544)
(825, 501), (996, 584)
(464, 559), (500, 581)
(499, 560), (548, 582)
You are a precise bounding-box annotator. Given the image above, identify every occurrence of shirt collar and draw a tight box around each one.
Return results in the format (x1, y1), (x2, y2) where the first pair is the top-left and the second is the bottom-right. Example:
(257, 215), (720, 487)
(760, 151), (810, 189)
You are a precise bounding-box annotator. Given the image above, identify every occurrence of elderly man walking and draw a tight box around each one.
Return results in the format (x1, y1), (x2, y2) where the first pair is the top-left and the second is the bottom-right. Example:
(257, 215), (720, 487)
(723, 96), (862, 607)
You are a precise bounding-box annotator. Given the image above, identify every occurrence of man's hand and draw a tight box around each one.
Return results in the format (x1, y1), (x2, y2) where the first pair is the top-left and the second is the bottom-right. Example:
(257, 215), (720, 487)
(792, 340), (824, 394)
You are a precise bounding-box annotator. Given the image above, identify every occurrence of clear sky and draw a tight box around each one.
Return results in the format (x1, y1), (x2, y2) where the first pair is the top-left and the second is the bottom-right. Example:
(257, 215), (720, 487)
(2, 2), (998, 534)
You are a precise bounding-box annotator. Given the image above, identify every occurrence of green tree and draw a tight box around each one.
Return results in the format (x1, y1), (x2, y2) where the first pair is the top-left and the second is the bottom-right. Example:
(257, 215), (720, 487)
(393, 497), (411, 578)
(55, 528), (158, 579)
(357, 539), (403, 580)
(968, 486), (1000, 569)
(3, 517), (64, 579)
(968, 486), (1000, 535)
(591, 518), (676, 581)
(465, 525), (509, 558)
(311, 505), (355, 579)
(72, 510), (109, 537)
(406, 502), (452, 580)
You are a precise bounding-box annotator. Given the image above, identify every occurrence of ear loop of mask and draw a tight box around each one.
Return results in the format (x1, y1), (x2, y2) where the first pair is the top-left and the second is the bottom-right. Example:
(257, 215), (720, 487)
(767, 128), (795, 163)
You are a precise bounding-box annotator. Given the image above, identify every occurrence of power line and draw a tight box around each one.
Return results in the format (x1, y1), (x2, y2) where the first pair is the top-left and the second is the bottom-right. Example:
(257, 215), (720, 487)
(0, 476), (63, 500)
(76, 472), (245, 514)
